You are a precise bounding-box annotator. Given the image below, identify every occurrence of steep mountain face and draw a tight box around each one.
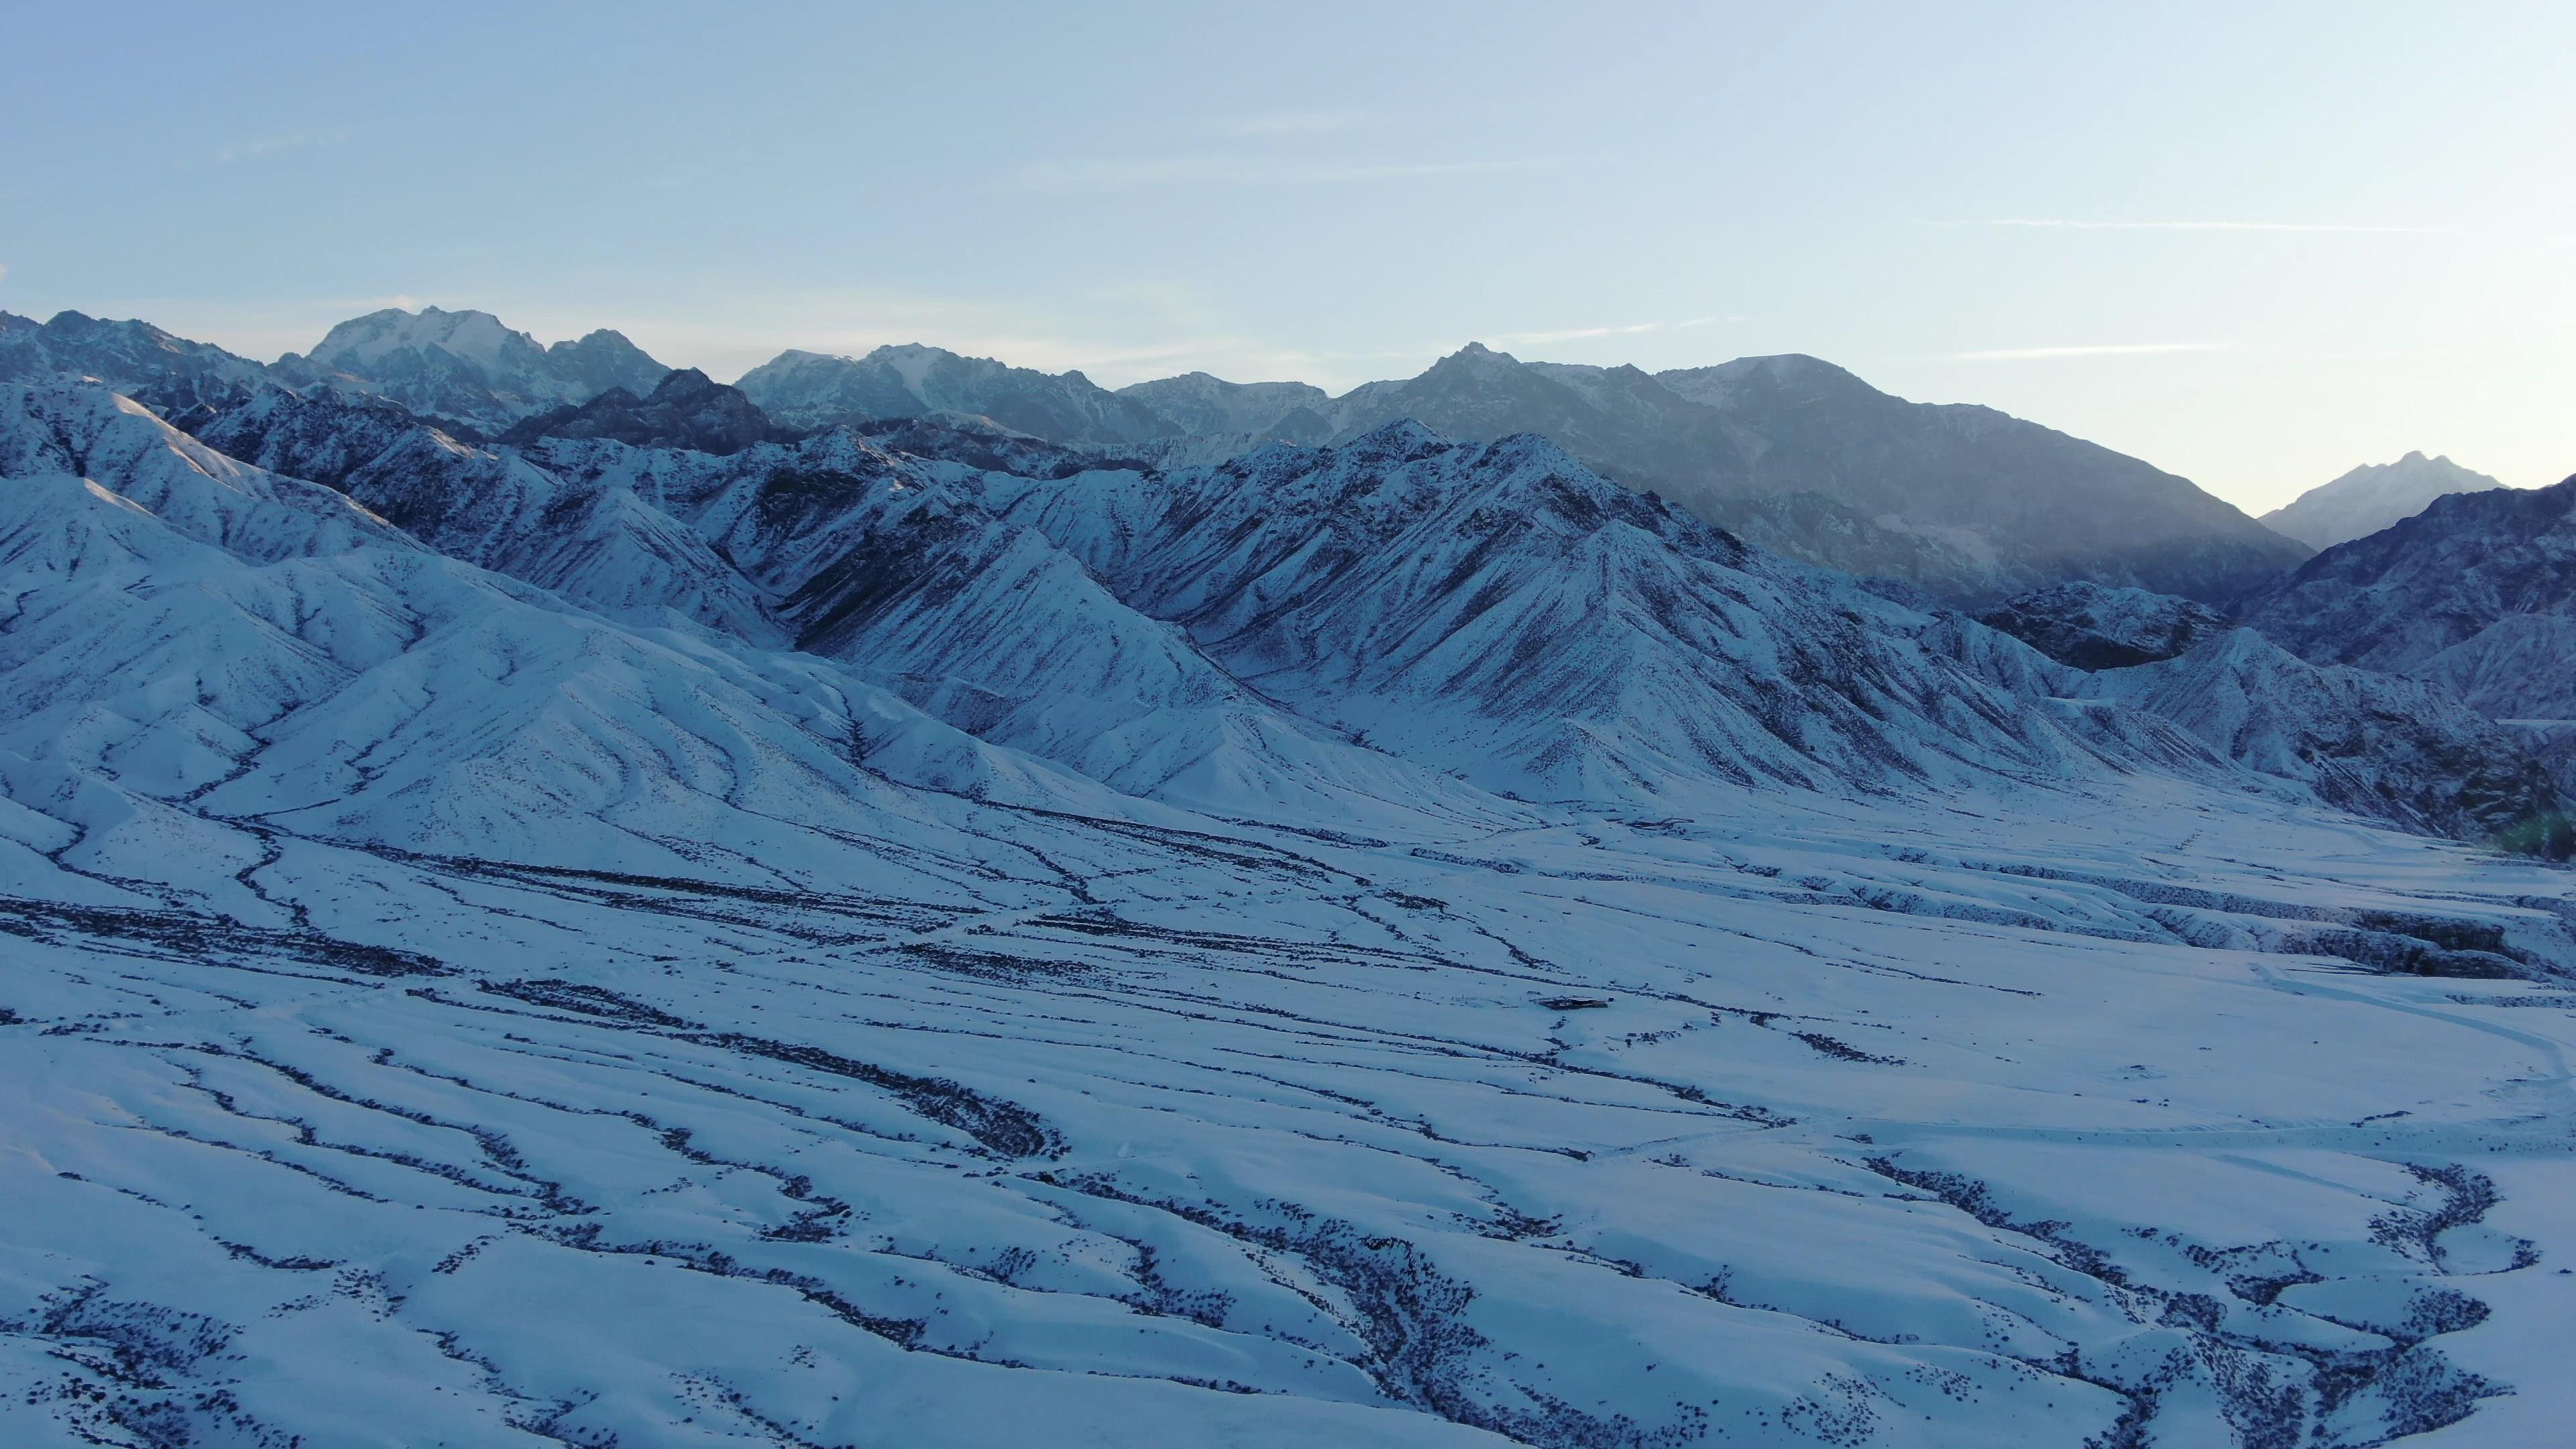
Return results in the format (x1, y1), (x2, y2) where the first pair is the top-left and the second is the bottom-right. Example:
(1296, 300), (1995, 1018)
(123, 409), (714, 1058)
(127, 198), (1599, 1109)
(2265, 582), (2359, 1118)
(1977, 581), (2232, 669)
(189, 386), (781, 643)
(971, 425), (2203, 805)
(2261, 451), (2506, 551)
(736, 344), (1171, 443)
(499, 367), (796, 454)
(191, 385), (428, 486)
(0, 382), (404, 564)
(2238, 476), (2576, 720)
(1303, 346), (2308, 604)
(1646, 354), (2309, 604)
(1949, 581), (2558, 840)
(2076, 629), (2562, 843)
(272, 306), (667, 433)
(506, 429), (1521, 831)
(0, 309), (274, 414)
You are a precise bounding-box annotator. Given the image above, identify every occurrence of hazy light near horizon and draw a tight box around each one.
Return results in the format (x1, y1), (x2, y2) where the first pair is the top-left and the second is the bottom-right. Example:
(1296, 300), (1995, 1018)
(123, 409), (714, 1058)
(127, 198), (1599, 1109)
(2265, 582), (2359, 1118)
(1955, 343), (2231, 362)
(1, 1), (2569, 512)
(1930, 219), (2458, 235)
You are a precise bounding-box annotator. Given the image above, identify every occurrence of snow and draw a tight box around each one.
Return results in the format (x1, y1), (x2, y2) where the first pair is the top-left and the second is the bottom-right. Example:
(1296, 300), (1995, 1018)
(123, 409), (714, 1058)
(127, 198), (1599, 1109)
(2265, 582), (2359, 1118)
(308, 305), (527, 374)
(2261, 453), (2508, 552)
(1, 377), (2571, 1446)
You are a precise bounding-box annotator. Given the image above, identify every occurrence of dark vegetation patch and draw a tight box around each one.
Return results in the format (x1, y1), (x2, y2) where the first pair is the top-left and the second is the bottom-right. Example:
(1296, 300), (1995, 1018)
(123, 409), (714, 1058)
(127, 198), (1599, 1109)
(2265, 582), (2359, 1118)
(684, 1032), (1063, 1159)
(0, 894), (447, 978)
(479, 978), (697, 1028)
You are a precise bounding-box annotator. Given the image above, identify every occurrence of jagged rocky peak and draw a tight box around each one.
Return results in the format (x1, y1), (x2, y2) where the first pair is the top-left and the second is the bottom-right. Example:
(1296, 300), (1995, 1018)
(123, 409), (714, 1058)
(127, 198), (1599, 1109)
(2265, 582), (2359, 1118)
(275, 305), (669, 434)
(2259, 450), (2508, 551)
(0, 309), (276, 415)
(1977, 581), (2233, 670)
(546, 326), (671, 397)
(190, 384), (439, 486)
(498, 366), (793, 455)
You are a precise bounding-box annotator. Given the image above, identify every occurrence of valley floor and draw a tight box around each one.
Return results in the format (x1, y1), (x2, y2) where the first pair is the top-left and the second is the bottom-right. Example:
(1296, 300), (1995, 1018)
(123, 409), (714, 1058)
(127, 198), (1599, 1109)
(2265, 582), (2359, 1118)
(5, 774), (2571, 1447)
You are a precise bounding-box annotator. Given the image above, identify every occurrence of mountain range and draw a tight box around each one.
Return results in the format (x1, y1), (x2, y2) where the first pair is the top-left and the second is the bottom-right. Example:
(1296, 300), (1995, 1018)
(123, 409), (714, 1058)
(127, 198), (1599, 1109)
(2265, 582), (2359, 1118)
(6, 303), (2576, 1446)
(744, 339), (2313, 605)
(5, 305), (2328, 606)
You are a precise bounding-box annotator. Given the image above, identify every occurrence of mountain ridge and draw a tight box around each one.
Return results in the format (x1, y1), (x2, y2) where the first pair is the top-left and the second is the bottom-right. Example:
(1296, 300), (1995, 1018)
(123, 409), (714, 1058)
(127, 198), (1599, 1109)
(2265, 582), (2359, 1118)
(739, 337), (2306, 604)
(2239, 473), (2576, 722)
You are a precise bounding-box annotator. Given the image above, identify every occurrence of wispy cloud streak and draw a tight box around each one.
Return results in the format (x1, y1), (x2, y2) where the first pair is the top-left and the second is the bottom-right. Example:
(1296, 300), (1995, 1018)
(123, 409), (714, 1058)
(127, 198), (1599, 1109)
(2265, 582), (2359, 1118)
(213, 129), (348, 165)
(1489, 316), (1730, 347)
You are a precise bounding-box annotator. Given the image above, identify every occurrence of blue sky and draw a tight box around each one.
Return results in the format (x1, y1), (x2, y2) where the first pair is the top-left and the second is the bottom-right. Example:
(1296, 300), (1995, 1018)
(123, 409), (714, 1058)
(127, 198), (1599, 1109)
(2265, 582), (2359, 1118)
(4, 1), (2570, 511)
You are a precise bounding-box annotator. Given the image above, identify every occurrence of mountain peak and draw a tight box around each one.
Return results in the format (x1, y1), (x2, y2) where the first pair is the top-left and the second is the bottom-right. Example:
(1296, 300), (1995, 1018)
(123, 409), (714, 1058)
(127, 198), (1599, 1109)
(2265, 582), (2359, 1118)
(2259, 449), (2507, 551)
(498, 363), (786, 455)
(308, 306), (531, 375)
(281, 307), (669, 434)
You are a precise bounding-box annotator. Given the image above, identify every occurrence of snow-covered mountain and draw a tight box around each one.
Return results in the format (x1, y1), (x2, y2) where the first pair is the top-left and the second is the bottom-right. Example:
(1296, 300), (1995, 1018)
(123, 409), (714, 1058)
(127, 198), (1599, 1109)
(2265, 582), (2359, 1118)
(1373, 347), (2307, 606)
(0, 309), (275, 414)
(7, 372), (2576, 1448)
(735, 339), (2307, 605)
(2078, 629), (2561, 842)
(737, 343), (1172, 443)
(171, 378), (2567, 845)
(1116, 369), (1336, 439)
(1965, 581), (2559, 840)
(973, 425), (2183, 805)
(2239, 474), (2576, 721)
(499, 366), (797, 454)
(2260, 451), (2507, 551)
(273, 305), (668, 434)
(5, 307), (2312, 607)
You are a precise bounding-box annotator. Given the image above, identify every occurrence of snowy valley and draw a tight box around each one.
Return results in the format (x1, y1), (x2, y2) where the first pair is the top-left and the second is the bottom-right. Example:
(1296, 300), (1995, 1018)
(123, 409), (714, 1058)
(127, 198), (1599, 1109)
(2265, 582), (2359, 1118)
(0, 309), (2573, 1448)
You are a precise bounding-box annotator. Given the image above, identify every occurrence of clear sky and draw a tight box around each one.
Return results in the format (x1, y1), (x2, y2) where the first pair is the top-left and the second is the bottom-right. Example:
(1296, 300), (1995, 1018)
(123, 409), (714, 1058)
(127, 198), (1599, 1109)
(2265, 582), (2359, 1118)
(5, 1), (2570, 511)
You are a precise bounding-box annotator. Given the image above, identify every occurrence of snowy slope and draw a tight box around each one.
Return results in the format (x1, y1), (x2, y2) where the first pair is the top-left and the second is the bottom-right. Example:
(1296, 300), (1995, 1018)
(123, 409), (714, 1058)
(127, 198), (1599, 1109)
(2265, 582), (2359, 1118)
(195, 386), (783, 643)
(2261, 452), (2507, 551)
(520, 429), (1532, 833)
(2076, 629), (2562, 842)
(2238, 475), (2576, 721)
(0, 309), (276, 416)
(5, 380), (2576, 1447)
(979, 427), (2221, 806)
